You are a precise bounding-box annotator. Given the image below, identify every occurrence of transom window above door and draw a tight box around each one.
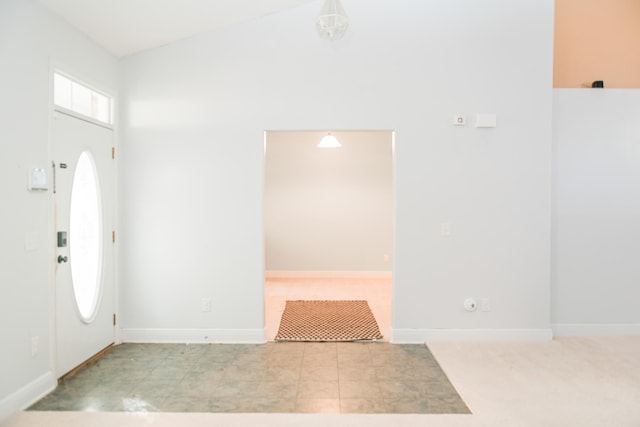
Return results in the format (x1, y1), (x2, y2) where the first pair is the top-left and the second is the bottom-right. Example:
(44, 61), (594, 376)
(53, 72), (113, 126)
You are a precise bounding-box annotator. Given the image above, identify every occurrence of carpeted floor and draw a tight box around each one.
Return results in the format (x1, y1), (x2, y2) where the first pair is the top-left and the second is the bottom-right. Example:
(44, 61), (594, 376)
(275, 300), (383, 342)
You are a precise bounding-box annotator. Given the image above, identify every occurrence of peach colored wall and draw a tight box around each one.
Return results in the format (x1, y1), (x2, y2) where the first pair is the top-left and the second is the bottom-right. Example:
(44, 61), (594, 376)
(554, 0), (640, 88)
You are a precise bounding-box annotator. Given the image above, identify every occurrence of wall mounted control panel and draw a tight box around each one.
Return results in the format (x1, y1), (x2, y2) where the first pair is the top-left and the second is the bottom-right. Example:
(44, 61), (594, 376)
(28, 168), (48, 191)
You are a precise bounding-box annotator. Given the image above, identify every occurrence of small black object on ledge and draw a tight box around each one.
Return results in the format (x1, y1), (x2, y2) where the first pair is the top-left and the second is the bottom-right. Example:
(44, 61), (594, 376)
(592, 80), (604, 88)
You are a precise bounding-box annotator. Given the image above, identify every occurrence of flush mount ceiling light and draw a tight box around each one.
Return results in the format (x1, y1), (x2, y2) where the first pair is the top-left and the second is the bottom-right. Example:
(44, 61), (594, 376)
(317, 132), (342, 148)
(316, 0), (349, 40)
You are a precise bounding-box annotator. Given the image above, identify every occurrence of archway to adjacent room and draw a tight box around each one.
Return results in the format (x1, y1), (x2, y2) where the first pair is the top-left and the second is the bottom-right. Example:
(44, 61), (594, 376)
(263, 130), (394, 341)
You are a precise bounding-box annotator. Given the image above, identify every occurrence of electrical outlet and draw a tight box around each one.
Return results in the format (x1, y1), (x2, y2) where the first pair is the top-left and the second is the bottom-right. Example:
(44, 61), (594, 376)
(201, 298), (211, 313)
(31, 336), (39, 356)
(440, 222), (451, 236)
(481, 298), (491, 312)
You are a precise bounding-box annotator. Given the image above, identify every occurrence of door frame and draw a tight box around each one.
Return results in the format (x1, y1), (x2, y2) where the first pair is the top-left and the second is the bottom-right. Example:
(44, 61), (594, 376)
(48, 63), (120, 378)
(262, 129), (396, 341)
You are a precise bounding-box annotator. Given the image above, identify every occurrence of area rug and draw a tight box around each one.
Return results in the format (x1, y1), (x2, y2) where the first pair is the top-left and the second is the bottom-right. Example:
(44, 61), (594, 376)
(275, 300), (383, 342)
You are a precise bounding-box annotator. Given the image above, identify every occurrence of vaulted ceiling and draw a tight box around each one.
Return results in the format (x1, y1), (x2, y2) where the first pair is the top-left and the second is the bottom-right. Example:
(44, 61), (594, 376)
(37, 0), (318, 57)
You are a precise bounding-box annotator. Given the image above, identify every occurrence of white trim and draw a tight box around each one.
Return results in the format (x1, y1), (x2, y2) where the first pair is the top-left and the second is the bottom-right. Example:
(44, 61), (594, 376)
(53, 107), (113, 130)
(391, 328), (553, 343)
(552, 324), (640, 337)
(0, 372), (56, 422)
(265, 270), (393, 279)
(121, 328), (266, 344)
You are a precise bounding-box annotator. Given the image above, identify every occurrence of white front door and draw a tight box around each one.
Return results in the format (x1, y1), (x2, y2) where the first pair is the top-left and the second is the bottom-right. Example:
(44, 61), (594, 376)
(53, 112), (115, 377)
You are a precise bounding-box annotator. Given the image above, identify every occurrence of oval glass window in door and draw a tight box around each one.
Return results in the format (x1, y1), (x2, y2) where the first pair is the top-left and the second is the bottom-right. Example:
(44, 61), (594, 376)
(70, 151), (103, 321)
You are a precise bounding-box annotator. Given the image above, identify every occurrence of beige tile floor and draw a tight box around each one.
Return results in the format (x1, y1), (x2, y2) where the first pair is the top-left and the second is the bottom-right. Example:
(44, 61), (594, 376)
(27, 341), (468, 414)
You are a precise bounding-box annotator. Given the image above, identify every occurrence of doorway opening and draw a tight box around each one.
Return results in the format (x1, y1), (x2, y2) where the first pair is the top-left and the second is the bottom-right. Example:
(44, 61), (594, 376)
(263, 130), (394, 341)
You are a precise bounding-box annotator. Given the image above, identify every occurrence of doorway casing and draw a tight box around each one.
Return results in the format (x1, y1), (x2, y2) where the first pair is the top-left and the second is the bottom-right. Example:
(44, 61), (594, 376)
(262, 130), (396, 341)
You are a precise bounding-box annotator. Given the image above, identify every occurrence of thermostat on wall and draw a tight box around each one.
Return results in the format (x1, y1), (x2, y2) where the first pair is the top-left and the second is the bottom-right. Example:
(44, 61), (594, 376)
(28, 168), (48, 191)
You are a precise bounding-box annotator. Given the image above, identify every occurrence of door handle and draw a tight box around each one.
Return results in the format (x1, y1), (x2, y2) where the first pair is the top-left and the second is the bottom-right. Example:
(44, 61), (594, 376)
(57, 255), (68, 264)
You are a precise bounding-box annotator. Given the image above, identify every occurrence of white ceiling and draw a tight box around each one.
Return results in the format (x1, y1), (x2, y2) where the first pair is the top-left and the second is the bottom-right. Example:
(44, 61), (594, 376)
(38, 0), (318, 58)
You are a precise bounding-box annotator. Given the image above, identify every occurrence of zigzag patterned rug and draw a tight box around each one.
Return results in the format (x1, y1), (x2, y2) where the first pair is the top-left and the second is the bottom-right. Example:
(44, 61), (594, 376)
(275, 300), (383, 342)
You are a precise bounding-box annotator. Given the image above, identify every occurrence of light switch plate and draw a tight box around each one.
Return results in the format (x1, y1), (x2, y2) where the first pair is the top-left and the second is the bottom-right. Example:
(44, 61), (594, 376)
(25, 232), (38, 251)
(440, 222), (451, 236)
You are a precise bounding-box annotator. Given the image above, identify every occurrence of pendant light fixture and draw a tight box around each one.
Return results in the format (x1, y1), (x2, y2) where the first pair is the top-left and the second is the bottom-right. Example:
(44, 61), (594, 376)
(316, 0), (349, 40)
(317, 132), (342, 148)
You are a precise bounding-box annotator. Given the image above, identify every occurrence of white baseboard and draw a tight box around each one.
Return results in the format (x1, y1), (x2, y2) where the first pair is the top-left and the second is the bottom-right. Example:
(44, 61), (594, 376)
(0, 371), (56, 423)
(391, 328), (554, 343)
(265, 270), (392, 279)
(552, 323), (640, 337)
(121, 328), (266, 344)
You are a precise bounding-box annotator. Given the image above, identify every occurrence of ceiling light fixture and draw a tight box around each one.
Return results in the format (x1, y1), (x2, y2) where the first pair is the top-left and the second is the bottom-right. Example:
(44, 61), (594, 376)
(317, 132), (342, 148)
(316, 0), (349, 41)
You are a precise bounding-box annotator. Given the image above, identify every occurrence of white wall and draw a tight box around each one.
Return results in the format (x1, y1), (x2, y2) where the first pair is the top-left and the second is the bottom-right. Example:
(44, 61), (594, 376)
(0, 0), (117, 420)
(119, 0), (554, 342)
(265, 130), (393, 272)
(552, 89), (640, 335)
(4, 0), (638, 422)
